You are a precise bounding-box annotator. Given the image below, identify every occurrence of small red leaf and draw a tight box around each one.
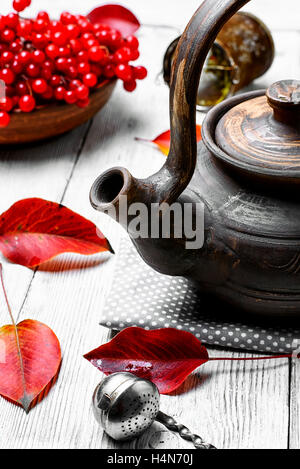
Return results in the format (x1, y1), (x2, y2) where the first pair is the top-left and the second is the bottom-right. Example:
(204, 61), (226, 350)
(0, 319), (61, 412)
(0, 198), (113, 268)
(84, 327), (209, 394)
(136, 125), (202, 156)
(87, 4), (140, 36)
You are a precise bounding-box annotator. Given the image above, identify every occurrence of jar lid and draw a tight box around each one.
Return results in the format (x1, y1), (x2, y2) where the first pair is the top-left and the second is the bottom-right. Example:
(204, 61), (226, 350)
(213, 80), (300, 181)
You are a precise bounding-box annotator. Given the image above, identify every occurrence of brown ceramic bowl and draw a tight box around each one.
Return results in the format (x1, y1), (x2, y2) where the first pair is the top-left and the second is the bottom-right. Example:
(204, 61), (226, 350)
(0, 79), (117, 145)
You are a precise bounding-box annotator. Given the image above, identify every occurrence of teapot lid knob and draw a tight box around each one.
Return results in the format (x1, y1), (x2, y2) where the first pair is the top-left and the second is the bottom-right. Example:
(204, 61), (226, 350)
(267, 80), (300, 125)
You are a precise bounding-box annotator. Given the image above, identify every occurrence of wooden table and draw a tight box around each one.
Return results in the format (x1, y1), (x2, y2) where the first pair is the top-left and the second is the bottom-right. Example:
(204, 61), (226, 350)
(0, 0), (299, 450)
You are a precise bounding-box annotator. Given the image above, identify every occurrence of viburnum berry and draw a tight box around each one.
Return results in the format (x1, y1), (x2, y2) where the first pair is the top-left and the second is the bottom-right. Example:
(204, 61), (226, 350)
(115, 64), (133, 82)
(19, 94), (36, 112)
(13, 0), (31, 13)
(54, 86), (65, 100)
(123, 79), (137, 92)
(0, 111), (10, 127)
(64, 89), (77, 104)
(75, 84), (89, 100)
(125, 35), (139, 51)
(1, 28), (16, 43)
(83, 72), (97, 88)
(133, 66), (148, 80)
(6, 13), (19, 29)
(26, 63), (40, 77)
(0, 68), (15, 85)
(32, 78), (47, 94)
(0, 97), (13, 112)
(32, 49), (45, 64)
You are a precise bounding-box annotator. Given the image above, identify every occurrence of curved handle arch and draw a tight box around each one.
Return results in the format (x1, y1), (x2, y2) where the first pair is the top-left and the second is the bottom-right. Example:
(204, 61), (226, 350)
(161, 0), (251, 204)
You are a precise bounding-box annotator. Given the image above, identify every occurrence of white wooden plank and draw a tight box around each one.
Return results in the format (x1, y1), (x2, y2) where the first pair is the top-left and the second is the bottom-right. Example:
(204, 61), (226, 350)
(290, 357), (300, 449)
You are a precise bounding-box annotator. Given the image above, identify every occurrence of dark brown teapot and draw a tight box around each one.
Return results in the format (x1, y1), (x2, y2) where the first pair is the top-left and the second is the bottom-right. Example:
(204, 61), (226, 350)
(90, 0), (300, 317)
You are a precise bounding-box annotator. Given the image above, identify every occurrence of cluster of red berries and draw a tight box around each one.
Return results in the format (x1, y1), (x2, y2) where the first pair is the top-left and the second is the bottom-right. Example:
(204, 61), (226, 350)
(0, 0), (147, 127)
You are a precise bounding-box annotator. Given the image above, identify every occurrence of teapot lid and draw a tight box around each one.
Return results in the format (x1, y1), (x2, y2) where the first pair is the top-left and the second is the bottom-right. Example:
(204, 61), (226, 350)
(211, 80), (300, 182)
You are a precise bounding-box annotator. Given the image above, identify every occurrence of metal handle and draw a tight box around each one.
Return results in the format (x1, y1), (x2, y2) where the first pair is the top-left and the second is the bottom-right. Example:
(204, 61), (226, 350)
(156, 411), (216, 450)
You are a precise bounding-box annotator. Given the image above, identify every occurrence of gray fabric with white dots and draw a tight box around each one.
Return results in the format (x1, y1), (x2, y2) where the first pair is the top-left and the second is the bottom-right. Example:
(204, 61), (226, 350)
(101, 237), (300, 354)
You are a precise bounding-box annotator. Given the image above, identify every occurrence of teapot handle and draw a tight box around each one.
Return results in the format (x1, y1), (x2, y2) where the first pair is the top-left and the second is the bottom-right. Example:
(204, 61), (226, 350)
(160, 0), (251, 204)
(90, 0), (252, 216)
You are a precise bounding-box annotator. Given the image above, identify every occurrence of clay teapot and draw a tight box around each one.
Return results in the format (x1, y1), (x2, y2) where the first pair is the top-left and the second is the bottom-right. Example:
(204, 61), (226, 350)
(90, 0), (300, 317)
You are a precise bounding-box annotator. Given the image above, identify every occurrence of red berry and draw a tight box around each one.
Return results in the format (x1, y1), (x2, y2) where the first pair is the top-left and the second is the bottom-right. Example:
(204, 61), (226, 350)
(125, 35), (139, 50)
(45, 44), (59, 59)
(60, 12), (75, 25)
(123, 79), (137, 92)
(83, 72), (97, 87)
(16, 81), (28, 95)
(0, 111), (10, 127)
(13, 0), (30, 13)
(32, 78), (47, 94)
(76, 84), (89, 100)
(37, 11), (50, 23)
(56, 57), (68, 71)
(52, 30), (67, 46)
(78, 62), (90, 74)
(17, 20), (32, 37)
(0, 97), (13, 112)
(0, 69), (15, 85)
(103, 64), (115, 78)
(33, 18), (48, 33)
(26, 63), (40, 77)
(32, 49), (45, 64)
(9, 40), (22, 53)
(0, 16), (6, 31)
(115, 64), (133, 82)
(133, 66), (147, 80)
(66, 66), (77, 79)
(41, 86), (53, 100)
(11, 59), (23, 73)
(19, 50), (31, 64)
(88, 46), (105, 63)
(54, 86), (65, 100)
(6, 13), (19, 29)
(31, 33), (48, 48)
(19, 94), (36, 112)
(130, 49), (140, 61)
(64, 89), (77, 104)
(114, 47), (132, 64)
(50, 75), (61, 87)
(1, 28), (15, 43)
(66, 24), (80, 39)
(1, 51), (14, 65)
(70, 39), (81, 54)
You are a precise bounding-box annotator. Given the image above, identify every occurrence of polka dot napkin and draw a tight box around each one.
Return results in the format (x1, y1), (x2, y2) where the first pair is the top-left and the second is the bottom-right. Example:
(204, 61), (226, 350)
(101, 236), (300, 354)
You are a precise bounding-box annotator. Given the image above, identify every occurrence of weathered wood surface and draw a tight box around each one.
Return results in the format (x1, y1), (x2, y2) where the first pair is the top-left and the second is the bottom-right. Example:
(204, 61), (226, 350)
(0, 0), (299, 450)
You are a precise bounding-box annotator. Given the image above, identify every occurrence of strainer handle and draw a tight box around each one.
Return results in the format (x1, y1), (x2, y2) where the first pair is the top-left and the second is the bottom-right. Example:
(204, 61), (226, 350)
(156, 411), (216, 450)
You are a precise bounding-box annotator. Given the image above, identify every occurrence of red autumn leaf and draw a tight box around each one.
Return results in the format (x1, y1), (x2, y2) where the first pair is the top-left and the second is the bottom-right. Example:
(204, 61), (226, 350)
(84, 327), (209, 394)
(87, 4), (140, 36)
(0, 198), (113, 268)
(136, 125), (202, 156)
(0, 319), (61, 412)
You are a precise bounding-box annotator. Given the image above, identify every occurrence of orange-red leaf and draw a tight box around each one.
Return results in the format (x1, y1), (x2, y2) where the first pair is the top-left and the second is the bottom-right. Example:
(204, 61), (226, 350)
(0, 319), (61, 412)
(87, 4), (140, 36)
(0, 198), (113, 268)
(84, 327), (209, 394)
(136, 126), (202, 156)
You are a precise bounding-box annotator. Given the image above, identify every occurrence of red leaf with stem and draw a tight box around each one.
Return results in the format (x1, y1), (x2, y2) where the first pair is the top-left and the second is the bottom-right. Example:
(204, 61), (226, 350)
(135, 126), (202, 156)
(87, 4), (140, 36)
(0, 265), (61, 412)
(84, 327), (296, 394)
(84, 327), (209, 394)
(0, 198), (113, 268)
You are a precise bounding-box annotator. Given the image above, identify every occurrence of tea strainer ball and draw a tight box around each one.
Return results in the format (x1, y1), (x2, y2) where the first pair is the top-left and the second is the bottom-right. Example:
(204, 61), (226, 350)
(92, 372), (216, 449)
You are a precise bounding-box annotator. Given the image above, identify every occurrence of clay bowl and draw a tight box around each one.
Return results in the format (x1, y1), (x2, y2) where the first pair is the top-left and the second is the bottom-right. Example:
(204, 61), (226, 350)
(0, 79), (117, 145)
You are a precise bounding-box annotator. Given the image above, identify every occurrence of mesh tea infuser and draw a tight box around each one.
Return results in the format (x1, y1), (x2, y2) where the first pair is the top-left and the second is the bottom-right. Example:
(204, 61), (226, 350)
(92, 372), (216, 449)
